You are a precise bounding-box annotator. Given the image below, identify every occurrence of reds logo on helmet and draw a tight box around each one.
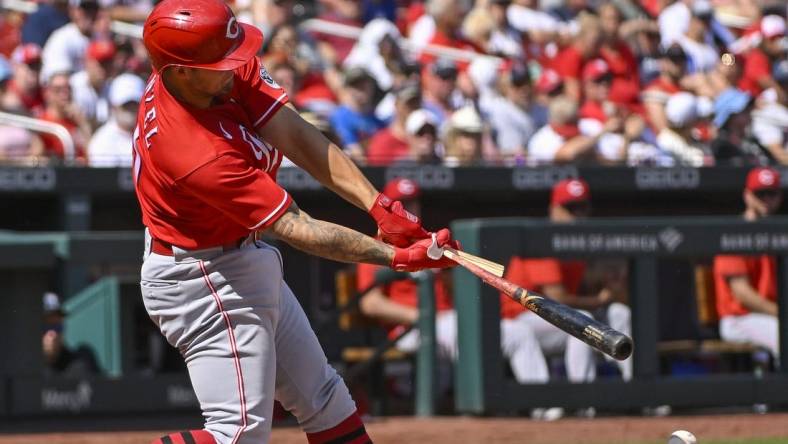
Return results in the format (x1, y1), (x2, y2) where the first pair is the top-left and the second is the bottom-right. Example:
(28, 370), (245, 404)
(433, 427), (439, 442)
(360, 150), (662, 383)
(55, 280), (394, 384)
(142, 0), (263, 71)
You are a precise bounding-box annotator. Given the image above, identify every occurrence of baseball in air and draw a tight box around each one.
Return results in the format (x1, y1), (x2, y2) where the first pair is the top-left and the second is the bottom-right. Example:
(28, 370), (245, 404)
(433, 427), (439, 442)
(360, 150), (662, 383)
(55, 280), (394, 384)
(668, 430), (697, 444)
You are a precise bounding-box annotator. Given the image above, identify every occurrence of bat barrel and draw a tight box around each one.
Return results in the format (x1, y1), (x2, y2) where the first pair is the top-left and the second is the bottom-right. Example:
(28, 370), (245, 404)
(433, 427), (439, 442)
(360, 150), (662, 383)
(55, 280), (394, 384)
(608, 332), (633, 361)
(445, 251), (634, 361)
(523, 295), (633, 361)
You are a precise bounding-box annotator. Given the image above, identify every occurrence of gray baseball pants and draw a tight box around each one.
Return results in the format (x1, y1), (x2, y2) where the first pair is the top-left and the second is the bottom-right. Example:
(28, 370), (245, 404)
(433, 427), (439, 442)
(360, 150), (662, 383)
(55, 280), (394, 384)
(140, 235), (356, 444)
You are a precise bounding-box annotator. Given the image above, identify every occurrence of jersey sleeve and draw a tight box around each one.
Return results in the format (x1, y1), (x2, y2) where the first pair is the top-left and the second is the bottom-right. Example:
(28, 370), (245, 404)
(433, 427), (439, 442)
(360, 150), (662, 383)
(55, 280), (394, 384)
(180, 152), (292, 231)
(234, 57), (290, 129)
(713, 255), (749, 278)
(525, 258), (563, 288)
(356, 263), (380, 291)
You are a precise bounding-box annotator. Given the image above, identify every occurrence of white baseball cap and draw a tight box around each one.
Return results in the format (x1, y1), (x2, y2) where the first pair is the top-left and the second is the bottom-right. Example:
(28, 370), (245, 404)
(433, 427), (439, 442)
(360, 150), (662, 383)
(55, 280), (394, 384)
(448, 106), (483, 133)
(109, 73), (145, 107)
(405, 109), (438, 135)
(691, 0), (713, 17)
(665, 92), (699, 127)
(761, 15), (786, 39)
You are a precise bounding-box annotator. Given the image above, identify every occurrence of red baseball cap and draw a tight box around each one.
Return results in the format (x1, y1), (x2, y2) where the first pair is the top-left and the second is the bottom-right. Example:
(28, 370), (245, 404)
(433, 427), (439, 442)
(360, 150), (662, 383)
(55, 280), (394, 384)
(551, 178), (591, 206)
(383, 178), (421, 201)
(582, 59), (611, 82)
(745, 167), (781, 192)
(87, 40), (116, 62)
(11, 43), (42, 65)
(536, 68), (563, 95)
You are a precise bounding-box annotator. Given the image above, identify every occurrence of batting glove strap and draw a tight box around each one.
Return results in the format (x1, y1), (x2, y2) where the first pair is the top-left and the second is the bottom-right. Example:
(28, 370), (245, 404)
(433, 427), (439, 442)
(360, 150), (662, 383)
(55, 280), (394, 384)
(368, 193), (430, 248)
(391, 228), (458, 271)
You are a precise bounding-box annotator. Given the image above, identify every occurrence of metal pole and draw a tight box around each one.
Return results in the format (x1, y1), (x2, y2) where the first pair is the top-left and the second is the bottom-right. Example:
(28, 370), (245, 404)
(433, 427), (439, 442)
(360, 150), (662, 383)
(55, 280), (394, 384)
(631, 257), (659, 380)
(778, 256), (788, 372)
(415, 270), (436, 417)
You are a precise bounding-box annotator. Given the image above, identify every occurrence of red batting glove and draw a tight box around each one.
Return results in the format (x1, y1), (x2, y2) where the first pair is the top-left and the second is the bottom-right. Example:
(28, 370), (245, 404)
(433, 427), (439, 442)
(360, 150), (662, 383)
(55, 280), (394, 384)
(391, 228), (460, 272)
(368, 193), (430, 247)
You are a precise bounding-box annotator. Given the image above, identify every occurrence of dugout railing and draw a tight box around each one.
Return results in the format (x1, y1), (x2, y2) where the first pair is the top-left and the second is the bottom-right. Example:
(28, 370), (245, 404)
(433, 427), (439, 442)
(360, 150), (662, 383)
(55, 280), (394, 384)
(453, 216), (788, 414)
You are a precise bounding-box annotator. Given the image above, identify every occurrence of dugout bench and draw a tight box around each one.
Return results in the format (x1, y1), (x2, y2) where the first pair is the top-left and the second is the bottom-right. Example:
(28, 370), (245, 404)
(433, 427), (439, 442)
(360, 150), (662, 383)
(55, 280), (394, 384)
(332, 267), (439, 417)
(452, 216), (788, 414)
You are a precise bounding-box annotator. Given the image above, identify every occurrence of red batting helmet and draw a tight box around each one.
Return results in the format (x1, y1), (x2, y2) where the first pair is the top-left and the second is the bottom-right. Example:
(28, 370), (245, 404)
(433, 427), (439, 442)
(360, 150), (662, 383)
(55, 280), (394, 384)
(143, 0), (263, 71)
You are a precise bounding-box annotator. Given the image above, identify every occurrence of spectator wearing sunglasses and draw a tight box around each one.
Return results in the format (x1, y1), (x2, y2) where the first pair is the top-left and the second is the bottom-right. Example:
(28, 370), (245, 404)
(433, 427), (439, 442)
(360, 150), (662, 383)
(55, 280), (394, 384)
(487, 63), (536, 164)
(404, 109), (441, 164)
(38, 71), (91, 163)
(710, 88), (769, 165)
(42, 292), (99, 378)
(366, 83), (422, 166)
(422, 58), (462, 129)
(713, 167), (783, 359)
(329, 67), (385, 163)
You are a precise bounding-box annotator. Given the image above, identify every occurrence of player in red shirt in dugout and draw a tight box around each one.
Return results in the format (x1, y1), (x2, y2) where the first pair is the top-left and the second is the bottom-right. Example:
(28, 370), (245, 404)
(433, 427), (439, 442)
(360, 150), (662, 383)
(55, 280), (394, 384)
(713, 167), (782, 359)
(357, 178), (548, 401)
(500, 178), (633, 391)
(356, 178), (457, 358)
(135, 2), (459, 443)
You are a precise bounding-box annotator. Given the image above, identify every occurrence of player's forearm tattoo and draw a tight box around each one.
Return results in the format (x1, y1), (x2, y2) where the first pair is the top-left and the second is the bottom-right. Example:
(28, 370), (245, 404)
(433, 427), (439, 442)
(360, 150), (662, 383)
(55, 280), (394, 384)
(269, 204), (394, 266)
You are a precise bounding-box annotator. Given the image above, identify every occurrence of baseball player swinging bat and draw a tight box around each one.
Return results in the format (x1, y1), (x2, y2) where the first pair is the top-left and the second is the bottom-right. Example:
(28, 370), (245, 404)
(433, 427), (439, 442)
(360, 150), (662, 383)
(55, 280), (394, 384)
(429, 241), (633, 361)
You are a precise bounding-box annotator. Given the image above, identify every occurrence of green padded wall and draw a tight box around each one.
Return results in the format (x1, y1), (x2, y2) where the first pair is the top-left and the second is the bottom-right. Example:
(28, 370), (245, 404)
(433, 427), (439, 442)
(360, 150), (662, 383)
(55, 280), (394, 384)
(63, 277), (122, 377)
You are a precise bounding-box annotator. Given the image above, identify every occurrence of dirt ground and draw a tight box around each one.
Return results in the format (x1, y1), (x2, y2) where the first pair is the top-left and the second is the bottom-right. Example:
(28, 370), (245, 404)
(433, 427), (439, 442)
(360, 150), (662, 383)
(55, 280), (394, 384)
(1, 413), (787, 444)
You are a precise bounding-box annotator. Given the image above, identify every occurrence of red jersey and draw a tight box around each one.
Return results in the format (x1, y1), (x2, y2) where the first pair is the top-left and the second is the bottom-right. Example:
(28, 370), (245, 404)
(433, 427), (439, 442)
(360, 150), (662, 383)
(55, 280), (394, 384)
(500, 257), (586, 319)
(132, 57), (291, 249)
(38, 111), (86, 161)
(599, 42), (641, 105)
(356, 263), (453, 313)
(551, 45), (585, 80)
(580, 100), (607, 122)
(738, 49), (771, 97)
(713, 255), (776, 318)
(366, 127), (409, 166)
(8, 80), (44, 114)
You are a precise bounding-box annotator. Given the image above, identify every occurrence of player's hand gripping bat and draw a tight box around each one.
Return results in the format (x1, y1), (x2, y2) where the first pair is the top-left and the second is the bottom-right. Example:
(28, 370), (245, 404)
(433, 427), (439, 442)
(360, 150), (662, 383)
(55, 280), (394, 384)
(428, 239), (633, 361)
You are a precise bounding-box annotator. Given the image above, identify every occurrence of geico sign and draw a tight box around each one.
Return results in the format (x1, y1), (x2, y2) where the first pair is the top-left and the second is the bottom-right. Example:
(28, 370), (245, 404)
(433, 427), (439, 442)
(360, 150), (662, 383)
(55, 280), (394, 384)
(0, 167), (56, 191)
(385, 166), (454, 189)
(117, 168), (134, 191)
(635, 168), (700, 189)
(276, 167), (322, 190)
(512, 166), (578, 190)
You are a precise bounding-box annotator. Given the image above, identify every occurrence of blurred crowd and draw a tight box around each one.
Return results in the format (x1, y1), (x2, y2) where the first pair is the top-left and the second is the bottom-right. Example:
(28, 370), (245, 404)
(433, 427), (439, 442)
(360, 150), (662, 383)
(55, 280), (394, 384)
(0, 0), (786, 167)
